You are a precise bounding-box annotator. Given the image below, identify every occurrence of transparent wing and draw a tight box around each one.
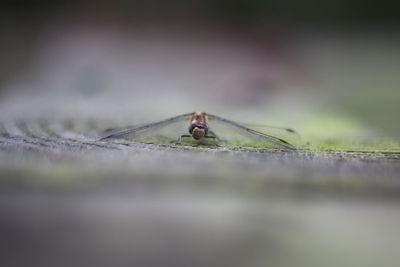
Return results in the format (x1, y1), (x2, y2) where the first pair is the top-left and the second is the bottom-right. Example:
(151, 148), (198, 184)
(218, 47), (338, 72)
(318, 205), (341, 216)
(240, 123), (299, 136)
(207, 114), (296, 150)
(99, 112), (297, 149)
(99, 113), (193, 143)
(238, 123), (303, 147)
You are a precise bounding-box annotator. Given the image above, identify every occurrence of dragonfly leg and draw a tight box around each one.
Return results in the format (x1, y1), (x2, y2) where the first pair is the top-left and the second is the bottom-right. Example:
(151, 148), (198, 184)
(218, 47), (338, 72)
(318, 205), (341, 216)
(206, 130), (223, 141)
(177, 134), (191, 144)
(204, 132), (225, 147)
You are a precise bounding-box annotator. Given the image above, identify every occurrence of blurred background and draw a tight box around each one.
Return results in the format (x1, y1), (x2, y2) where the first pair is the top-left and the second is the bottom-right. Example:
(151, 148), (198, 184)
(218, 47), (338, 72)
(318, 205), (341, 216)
(0, 0), (399, 140)
(1, 1), (400, 267)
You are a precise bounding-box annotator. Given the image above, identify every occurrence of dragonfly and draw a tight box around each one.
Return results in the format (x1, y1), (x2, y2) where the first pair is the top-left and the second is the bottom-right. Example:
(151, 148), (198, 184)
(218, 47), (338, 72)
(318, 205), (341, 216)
(99, 112), (297, 150)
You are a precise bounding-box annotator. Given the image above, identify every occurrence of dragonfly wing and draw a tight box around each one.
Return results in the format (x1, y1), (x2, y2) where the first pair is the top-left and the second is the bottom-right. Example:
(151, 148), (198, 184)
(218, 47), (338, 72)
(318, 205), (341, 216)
(239, 123), (302, 146)
(99, 113), (193, 143)
(207, 114), (296, 150)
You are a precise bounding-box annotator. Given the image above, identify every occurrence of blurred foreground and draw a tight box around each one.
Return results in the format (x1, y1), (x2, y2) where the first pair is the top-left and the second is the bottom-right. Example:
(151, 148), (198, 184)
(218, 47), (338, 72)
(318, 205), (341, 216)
(1, 129), (400, 267)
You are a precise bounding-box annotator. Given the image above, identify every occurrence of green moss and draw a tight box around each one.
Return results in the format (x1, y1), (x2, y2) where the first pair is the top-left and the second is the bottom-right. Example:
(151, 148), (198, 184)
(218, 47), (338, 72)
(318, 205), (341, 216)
(305, 138), (400, 152)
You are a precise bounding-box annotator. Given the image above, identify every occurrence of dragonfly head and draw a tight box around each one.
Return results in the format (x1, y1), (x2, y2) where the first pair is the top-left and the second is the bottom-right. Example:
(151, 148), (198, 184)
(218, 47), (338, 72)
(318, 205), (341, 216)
(191, 127), (205, 140)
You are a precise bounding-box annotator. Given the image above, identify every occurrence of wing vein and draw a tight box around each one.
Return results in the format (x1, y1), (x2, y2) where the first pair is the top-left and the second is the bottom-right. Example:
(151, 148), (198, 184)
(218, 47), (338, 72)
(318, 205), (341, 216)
(207, 113), (296, 150)
(99, 113), (193, 141)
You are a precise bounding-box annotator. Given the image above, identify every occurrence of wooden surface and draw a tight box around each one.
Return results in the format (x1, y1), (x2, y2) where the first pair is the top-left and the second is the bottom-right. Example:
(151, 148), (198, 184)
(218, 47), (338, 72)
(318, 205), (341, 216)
(1, 119), (400, 267)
